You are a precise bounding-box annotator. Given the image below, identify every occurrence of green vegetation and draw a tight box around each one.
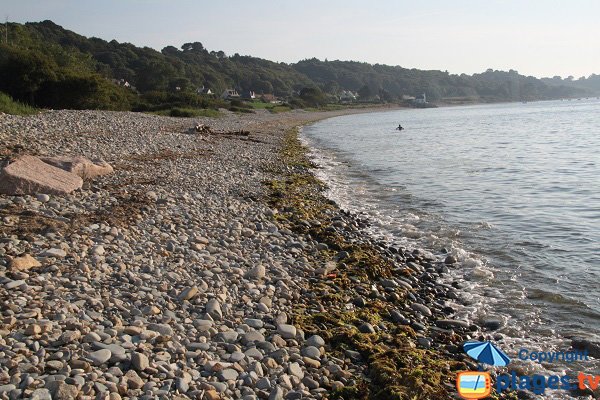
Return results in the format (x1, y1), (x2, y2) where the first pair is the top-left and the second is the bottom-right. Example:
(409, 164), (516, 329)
(0, 92), (37, 115)
(152, 107), (221, 118)
(247, 101), (292, 113)
(264, 128), (464, 399)
(265, 127), (522, 399)
(0, 20), (597, 115)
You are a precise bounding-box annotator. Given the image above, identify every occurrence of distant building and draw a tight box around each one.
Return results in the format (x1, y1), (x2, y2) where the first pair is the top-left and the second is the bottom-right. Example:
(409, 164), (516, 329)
(339, 90), (358, 102)
(197, 86), (213, 95)
(221, 89), (240, 100)
(414, 93), (427, 104)
(241, 90), (256, 100)
(113, 79), (131, 88)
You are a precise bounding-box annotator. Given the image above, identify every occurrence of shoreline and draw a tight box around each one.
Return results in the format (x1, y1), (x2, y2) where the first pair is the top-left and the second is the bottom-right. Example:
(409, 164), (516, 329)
(294, 110), (600, 400)
(269, 119), (477, 399)
(0, 108), (499, 399)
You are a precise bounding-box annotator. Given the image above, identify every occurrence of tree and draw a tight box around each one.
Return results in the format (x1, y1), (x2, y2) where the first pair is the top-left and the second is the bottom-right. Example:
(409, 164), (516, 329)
(161, 46), (180, 56)
(322, 80), (340, 94)
(299, 86), (327, 107)
(181, 42), (204, 53)
(358, 84), (372, 100)
(0, 45), (58, 104)
(169, 77), (192, 92)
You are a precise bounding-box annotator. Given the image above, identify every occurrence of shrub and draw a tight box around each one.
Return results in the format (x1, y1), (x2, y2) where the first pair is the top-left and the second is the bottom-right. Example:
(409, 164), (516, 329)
(229, 106), (254, 113)
(169, 108), (196, 117)
(0, 92), (38, 115)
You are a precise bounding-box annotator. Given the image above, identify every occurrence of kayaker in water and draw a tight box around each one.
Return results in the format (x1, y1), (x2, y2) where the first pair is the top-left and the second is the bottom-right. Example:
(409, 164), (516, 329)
(396, 124), (404, 131)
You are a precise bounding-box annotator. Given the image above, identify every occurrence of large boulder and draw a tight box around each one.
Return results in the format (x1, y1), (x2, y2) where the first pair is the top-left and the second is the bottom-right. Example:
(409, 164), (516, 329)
(40, 156), (113, 180)
(0, 155), (83, 195)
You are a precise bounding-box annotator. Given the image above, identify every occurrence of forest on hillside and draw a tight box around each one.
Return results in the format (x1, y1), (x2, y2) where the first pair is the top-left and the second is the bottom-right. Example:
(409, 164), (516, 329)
(1, 20), (598, 113)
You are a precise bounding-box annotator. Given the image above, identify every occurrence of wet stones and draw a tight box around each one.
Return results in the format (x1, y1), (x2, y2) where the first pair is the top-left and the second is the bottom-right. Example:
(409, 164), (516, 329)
(482, 318), (504, 331)
(358, 323), (376, 334)
(444, 255), (458, 265)
(390, 310), (410, 325)
(435, 319), (470, 330)
(410, 302), (432, 317)
(571, 338), (600, 358)
(352, 296), (367, 307)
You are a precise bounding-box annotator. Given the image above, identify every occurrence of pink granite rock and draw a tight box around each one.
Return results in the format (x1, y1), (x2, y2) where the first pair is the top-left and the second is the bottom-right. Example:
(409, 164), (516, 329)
(41, 156), (113, 180)
(0, 155), (83, 195)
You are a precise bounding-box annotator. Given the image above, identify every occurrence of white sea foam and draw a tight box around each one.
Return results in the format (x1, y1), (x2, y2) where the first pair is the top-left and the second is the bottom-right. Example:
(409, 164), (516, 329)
(299, 107), (600, 398)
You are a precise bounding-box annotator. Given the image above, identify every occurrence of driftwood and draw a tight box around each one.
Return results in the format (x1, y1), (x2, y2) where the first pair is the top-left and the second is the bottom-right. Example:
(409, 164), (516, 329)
(193, 124), (249, 136)
(194, 124), (213, 134)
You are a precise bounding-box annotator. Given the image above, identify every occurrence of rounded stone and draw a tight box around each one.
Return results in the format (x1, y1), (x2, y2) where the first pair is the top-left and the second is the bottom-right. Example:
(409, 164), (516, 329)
(301, 346), (321, 360)
(89, 349), (111, 366)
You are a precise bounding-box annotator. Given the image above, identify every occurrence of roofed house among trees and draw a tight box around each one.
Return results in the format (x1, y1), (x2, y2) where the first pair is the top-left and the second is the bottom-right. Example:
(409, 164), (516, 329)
(241, 90), (256, 100)
(221, 89), (240, 99)
(339, 90), (358, 103)
(197, 86), (213, 95)
(414, 93), (427, 104)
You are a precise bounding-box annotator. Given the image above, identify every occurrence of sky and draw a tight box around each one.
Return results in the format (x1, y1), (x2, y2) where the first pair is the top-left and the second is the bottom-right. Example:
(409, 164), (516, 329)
(3, 0), (599, 79)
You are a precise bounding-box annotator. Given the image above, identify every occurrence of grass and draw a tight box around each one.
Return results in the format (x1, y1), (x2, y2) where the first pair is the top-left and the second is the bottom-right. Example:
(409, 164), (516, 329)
(151, 107), (221, 118)
(248, 101), (273, 110)
(246, 101), (292, 113)
(304, 103), (347, 111)
(0, 92), (38, 115)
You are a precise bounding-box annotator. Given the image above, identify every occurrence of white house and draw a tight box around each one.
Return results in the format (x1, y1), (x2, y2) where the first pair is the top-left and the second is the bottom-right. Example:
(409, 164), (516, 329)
(414, 93), (427, 104)
(339, 90), (358, 102)
(197, 86), (213, 95)
(221, 89), (240, 100)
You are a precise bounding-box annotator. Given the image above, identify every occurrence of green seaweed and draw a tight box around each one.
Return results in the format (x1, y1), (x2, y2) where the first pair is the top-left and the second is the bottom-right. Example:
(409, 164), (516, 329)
(265, 126), (475, 399)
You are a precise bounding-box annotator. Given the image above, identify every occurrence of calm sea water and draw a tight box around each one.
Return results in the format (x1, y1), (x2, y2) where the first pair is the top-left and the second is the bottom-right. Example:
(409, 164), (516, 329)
(302, 99), (600, 388)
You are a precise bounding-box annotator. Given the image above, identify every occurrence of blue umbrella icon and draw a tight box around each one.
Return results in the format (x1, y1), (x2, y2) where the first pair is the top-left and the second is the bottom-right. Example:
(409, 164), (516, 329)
(463, 341), (511, 367)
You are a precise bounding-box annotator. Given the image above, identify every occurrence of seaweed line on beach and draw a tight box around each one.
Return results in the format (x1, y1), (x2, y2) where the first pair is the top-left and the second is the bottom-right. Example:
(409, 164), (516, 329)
(264, 126), (477, 399)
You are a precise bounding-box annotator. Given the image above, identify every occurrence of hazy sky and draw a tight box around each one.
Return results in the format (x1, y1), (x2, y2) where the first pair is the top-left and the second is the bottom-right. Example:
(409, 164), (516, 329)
(4, 0), (599, 78)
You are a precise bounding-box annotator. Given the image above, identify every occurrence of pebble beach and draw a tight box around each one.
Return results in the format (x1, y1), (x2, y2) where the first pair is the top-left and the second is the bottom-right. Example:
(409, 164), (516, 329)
(0, 108), (495, 400)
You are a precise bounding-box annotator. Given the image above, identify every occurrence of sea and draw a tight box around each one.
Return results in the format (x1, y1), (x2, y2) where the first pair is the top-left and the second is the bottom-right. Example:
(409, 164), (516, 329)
(301, 99), (600, 398)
